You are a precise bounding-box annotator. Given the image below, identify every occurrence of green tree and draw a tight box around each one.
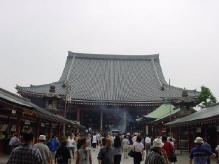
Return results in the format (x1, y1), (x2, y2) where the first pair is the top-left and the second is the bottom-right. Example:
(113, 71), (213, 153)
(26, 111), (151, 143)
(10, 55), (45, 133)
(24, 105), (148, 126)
(198, 86), (217, 108)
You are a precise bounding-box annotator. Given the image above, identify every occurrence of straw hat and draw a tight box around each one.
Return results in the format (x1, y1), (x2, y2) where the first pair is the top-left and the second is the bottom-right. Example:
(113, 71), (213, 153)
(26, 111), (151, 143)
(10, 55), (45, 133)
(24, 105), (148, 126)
(39, 135), (46, 141)
(194, 137), (204, 144)
(153, 138), (164, 148)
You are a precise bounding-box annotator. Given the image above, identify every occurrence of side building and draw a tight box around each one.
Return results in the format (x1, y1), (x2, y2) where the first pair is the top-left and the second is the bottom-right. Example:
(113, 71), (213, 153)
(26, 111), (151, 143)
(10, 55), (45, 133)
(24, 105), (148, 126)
(16, 51), (199, 133)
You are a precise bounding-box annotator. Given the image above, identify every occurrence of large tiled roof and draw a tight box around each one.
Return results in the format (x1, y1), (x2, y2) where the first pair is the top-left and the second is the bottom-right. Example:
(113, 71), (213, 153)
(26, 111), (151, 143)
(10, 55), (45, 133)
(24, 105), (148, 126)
(165, 103), (219, 126)
(16, 51), (199, 103)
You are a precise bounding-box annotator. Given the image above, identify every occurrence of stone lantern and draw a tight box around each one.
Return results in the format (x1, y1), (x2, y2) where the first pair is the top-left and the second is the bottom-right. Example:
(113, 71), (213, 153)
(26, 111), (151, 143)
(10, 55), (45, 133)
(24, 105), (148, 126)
(44, 85), (61, 114)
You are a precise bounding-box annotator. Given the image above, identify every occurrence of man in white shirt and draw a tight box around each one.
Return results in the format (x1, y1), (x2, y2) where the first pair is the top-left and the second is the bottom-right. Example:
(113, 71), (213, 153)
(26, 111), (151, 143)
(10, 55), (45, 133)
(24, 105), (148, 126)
(67, 135), (76, 159)
(92, 134), (97, 150)
(122, 136), (130, 159)
(34, 135), (52, 164)
(96, 132), (100, 146)
(145, 136), (151, 155)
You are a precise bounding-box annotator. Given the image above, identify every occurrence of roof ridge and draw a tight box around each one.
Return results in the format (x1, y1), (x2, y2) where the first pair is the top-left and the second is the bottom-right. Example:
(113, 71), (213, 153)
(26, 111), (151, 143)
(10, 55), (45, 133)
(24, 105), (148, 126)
(163, 84), (198, 93)
(68, 51), (159, 60)
(16, 81), (63, 89)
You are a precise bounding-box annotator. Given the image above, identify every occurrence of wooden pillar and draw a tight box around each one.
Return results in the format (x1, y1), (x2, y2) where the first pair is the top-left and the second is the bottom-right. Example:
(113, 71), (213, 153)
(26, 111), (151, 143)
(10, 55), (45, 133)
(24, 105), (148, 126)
(176, 127), (179, 149)
(57, 124), (61, 140)
(48, 123), (52, 140)
(100, 110), (103, 131)
(16, 118), (21, 139)
(62, 124), (66, 137)
(188, 126), (191, 152)
(35, 121), (40, 143)
(204, 125), (207, 141)
(77, 108), (80, 122)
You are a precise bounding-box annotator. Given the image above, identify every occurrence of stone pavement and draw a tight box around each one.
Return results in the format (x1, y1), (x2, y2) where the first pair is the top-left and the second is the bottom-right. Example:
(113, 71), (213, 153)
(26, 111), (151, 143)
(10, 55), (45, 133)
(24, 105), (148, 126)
(0, 149), (217, 164)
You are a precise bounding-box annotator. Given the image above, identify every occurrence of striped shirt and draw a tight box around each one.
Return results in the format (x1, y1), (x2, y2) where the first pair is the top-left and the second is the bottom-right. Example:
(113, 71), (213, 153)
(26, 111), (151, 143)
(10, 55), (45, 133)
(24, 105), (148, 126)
(7, 144), (43, 164)
(145, 149), (168, 164)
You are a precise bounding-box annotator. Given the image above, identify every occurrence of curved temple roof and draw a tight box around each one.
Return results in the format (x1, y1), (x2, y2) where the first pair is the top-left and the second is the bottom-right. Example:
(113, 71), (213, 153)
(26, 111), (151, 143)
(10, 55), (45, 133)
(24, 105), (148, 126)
(16, 51), (199, 103)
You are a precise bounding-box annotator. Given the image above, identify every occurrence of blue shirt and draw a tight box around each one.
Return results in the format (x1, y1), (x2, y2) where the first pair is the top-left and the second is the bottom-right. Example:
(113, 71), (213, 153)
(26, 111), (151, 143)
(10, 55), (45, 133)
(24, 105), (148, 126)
(190, 146), (212, 164)
(48, 139), (59, 152)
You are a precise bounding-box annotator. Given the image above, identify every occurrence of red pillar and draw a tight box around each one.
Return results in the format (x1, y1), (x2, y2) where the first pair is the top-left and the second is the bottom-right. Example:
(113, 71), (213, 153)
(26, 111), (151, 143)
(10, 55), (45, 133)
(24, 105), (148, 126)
(35, 121), (40, 143)
(16, 118), (21, 139)
(77, 108), (80, 122)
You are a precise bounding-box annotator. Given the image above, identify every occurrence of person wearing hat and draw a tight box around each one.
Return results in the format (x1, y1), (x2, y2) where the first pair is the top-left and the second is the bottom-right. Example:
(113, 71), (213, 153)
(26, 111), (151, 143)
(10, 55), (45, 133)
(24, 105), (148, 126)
(189, 137), (216, 164)
(145, 138), (168, 164)
(34, 135), (52, 164)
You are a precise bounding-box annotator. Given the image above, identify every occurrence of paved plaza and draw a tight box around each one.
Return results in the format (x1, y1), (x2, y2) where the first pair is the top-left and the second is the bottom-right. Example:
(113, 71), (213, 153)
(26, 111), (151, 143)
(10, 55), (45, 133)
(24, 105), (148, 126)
(0, 148), (217, 164)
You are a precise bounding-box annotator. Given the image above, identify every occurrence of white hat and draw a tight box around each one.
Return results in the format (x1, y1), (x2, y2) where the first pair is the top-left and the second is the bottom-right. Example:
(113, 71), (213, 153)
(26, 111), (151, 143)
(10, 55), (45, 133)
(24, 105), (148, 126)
(39, 135), (46, 141)
(153, 138), (164, 148)
(194, 137), (204, 144)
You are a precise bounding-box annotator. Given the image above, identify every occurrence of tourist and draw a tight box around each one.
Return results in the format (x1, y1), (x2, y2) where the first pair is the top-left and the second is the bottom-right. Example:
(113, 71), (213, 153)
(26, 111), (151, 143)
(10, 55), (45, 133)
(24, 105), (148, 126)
(189, 137), (216, 164)
(162, 136), (174, 162)
(87, 134), (92, 148)
(75, 133), (81, 145)
(101, 137), (107, 148)
(55, 139), (71, 164)
(34, 135), (52, 164)
(129, 135), (133, 145)
(97, 139), (114, 164)
(48, 135), (59, 163)
(9, 133), (20, 151)
(122, 135), (130, 159)
(145, 138), (168, 164)
(169, 138), (174, 147)
(202, 138), (212, 164)
(96, 132), (101, 146)
(76, 137), (92, 164)
(132, 136), (144, 164)
(7, 132), (43, 164)
(215, 145), (219, 163)
(92, 133), (97, 150)
(113, 136), (122, 164)
(67, 135), (76, 159)
(132, 134), (137, 143)
(145, 135), (151, 155)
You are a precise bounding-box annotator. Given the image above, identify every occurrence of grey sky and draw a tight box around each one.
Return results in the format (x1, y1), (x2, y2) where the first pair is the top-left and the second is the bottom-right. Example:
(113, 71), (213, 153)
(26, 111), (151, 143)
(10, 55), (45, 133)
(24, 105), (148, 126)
(0, 0), (219, 99)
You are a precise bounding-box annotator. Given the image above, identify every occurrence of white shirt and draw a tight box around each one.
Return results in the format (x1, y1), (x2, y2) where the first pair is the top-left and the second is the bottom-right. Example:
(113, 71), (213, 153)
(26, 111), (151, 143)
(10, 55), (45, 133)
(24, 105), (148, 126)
(92, 135), (97, 143)
(96, 134), (100, 141)
(133, 142), (144, 152)
(67, 138), (75, 147)
(122, 138), (130, 146)
(145, 137), (151, 144)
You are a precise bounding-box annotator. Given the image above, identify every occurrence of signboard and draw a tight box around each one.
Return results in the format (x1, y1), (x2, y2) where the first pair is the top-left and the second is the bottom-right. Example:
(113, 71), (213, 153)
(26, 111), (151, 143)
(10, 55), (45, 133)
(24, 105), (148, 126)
(25, 120), (31, 125)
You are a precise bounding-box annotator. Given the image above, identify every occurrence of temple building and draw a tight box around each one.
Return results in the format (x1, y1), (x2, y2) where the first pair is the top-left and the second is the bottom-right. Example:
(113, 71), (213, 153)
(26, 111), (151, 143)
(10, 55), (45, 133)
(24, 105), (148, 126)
(16, 51), (199, 132)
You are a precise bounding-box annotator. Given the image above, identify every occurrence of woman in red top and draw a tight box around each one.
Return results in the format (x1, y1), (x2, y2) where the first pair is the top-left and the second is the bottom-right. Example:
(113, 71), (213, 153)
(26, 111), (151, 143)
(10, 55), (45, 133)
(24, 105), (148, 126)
(162, 136), (174, 162)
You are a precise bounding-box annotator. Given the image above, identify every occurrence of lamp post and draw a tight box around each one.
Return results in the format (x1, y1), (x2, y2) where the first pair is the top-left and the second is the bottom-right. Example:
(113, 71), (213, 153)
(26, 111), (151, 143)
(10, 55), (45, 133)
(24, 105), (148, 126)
(63, 81), (71, 137)
(168, 78), (172, 136)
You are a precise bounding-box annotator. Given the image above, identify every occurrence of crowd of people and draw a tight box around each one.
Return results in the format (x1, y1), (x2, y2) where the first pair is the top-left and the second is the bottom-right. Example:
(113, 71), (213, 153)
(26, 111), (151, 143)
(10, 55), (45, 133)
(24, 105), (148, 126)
(6, 131), (219, 164)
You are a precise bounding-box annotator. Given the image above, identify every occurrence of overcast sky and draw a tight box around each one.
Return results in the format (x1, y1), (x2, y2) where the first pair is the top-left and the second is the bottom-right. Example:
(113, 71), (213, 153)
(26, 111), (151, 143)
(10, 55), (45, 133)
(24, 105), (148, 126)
(0, 0), (219, 99)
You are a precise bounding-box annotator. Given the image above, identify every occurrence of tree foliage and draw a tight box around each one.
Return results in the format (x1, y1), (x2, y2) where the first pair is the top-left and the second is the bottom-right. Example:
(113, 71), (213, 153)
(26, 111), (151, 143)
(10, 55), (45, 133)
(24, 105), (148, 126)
(198, 86), (217, 108)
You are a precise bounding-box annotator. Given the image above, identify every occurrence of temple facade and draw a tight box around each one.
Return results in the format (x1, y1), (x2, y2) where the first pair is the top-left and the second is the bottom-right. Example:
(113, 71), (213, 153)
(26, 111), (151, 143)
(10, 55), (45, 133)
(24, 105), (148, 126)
(16, 51), (199, 133)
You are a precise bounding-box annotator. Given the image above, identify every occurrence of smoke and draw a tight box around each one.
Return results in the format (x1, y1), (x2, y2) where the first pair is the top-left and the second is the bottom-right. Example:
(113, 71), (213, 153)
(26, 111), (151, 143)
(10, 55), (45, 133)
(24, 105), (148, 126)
(98, 105), (134, 133)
